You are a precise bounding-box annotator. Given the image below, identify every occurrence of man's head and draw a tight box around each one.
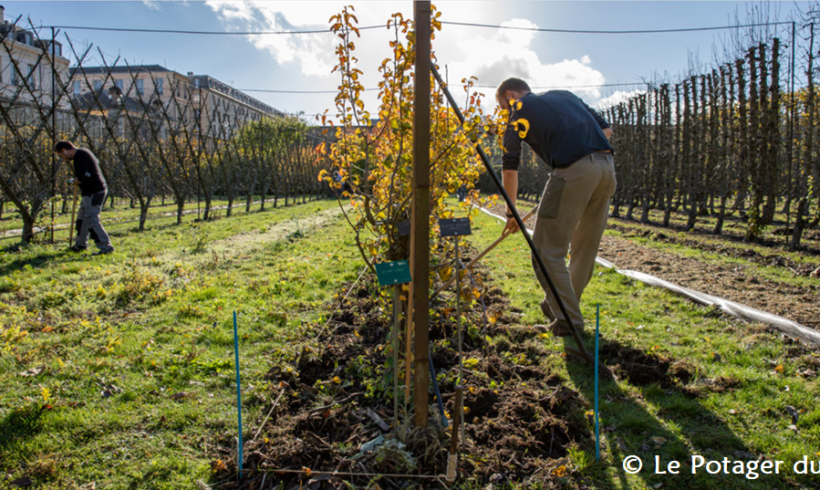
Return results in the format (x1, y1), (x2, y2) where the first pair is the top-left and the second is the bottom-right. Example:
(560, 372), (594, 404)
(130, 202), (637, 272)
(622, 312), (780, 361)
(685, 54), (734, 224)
(54, 140), (77, 160)
(496, 78), (532, 112)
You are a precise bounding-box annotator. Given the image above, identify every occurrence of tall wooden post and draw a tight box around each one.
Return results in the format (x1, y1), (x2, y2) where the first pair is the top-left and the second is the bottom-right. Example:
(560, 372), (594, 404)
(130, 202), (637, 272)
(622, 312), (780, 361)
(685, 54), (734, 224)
(411, 0), (431, 428)
(50, 27), (56, 244)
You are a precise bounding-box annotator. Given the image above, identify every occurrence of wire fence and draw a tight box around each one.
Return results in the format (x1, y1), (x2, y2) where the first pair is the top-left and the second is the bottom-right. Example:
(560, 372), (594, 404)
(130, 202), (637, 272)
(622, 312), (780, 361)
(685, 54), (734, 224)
(0, 18), (336, 243)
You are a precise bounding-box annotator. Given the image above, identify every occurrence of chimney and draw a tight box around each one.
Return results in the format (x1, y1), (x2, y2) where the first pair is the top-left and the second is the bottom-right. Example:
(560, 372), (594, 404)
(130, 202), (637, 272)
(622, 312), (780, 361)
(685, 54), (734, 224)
(1, 6), (5, 25)
(187, 71), (193, 76)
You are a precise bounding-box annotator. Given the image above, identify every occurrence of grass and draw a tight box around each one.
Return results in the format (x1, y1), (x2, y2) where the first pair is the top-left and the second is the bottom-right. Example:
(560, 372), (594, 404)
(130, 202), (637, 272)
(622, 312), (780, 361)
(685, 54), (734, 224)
(0, 194), (321, 236)
(602, 226), (819, 292)
(467, 209), (820, 489)
(3, 194), (819, 489)
(610, 199), (820, 251)
(0, 198), (364, 489)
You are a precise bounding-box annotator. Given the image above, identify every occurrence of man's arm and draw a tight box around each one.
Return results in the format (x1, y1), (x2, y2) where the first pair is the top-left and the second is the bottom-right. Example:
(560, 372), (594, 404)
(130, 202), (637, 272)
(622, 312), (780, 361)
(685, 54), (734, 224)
(72, 156), (84, 183)
(579, 97), (611, 131)
(603, 127), (613, 140)
(500, 114), (524, 233)
(503, 169), (518, 214)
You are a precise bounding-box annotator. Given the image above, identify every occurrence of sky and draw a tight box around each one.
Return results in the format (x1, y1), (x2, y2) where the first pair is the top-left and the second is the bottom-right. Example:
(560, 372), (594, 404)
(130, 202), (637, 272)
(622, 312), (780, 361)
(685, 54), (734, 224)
(6, 1), (812, 120)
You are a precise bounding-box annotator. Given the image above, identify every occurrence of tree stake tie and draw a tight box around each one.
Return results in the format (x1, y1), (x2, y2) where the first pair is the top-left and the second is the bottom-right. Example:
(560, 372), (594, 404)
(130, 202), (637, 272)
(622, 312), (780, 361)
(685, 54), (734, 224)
(594, 304), (601, 461)
(233, 311), (244, 479)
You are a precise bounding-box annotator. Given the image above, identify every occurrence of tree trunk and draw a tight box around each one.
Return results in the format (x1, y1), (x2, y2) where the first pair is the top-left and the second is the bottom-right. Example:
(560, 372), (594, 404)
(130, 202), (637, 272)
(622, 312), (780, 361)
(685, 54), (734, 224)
(791, 198), (808, 248)
(177, 198), (185, 225)
(138, 195), (152, 232)
(21, 215), (35, 244)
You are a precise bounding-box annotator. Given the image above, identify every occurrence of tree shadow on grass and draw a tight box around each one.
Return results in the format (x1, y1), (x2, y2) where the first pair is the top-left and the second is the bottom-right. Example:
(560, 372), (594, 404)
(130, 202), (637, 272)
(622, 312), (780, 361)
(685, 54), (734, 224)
(0, 404), (45, 455)
(562, 335), (793, 490)
(0, 248), (59, 277)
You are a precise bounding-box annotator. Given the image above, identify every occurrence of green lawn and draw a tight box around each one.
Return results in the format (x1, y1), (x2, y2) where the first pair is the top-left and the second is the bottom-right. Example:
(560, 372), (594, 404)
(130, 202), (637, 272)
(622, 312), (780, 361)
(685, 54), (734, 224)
(0, 194), (318, 236)
(0, 198), (363, 489)
(468, 210), (820, 489)
(2, 199), (819, 490)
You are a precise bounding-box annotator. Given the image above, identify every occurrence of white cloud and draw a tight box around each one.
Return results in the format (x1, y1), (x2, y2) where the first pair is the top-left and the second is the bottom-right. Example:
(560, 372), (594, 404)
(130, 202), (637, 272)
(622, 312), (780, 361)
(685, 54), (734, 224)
(142, 0), (161, 11)
(436, 18), (607, 102)
(594, 89), (645, 110)
(203, 2), (613, 114)
(205, 1), (411, 77)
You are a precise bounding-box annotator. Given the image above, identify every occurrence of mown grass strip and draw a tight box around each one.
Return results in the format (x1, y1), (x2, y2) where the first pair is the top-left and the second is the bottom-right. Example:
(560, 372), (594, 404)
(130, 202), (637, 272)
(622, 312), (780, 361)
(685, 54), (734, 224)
(0, 199), (363, 489)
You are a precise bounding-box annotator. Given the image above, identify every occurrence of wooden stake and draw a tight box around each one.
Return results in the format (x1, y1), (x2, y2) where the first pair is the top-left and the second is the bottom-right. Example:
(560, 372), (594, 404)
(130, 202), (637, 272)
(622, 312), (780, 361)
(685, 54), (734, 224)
(69, 181), (78, 245)
(411, 0), (431, 428)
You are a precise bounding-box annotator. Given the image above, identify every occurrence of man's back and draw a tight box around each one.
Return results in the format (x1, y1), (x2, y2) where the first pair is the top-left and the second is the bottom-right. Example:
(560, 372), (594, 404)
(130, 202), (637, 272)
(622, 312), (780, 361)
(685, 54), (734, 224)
(73, 148), (107, 196)
(502, 91), (612, 170)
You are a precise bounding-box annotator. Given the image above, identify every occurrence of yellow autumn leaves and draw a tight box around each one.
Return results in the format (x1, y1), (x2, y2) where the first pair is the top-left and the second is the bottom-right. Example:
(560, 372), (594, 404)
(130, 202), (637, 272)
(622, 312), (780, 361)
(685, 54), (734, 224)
(323, 5), (496, 266)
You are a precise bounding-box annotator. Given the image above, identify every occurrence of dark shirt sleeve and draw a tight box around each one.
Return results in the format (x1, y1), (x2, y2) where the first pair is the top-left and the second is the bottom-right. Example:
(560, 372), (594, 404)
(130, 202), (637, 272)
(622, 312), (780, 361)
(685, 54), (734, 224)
(580, 99), (611, 130)
(501, 117), (523, 171)
(73, 153), (87, 182)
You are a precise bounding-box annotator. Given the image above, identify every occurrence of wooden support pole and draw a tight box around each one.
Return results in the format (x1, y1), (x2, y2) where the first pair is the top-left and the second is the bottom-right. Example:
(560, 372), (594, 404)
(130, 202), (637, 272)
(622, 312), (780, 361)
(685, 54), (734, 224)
(69, 181), (78, 244)
(411, 0), (431, 428)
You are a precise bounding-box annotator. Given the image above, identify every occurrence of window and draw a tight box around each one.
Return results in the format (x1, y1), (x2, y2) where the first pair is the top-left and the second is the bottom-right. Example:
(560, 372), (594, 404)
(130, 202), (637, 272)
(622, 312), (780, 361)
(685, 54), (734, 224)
(73, 80), (81, 95)
(136, 78), (144, 95)
(115, 79), (123, 90)
(194, 79), (200, 88)
(27, 64), (35, 88)
(94, 80), (102, 91)
(155, 78), (163, 95)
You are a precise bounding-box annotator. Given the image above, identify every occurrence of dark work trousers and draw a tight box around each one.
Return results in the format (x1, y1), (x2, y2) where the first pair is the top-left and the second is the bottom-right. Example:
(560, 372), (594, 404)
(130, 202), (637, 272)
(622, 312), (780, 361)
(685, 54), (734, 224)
(75, 190), (113, 252)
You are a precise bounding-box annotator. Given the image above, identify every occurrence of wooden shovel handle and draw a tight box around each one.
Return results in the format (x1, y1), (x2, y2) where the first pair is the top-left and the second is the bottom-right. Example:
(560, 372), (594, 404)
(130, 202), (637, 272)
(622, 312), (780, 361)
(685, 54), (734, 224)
(69, 182), (78, 244)
(432, 207), (536, 298)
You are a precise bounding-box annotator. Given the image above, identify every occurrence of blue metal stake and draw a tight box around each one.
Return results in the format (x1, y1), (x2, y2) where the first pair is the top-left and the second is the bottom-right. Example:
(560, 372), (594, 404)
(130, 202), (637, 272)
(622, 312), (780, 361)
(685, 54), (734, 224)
(428, 353), (448, 428)
(233, 311), (244, 479)
(594, 304), (601, 462)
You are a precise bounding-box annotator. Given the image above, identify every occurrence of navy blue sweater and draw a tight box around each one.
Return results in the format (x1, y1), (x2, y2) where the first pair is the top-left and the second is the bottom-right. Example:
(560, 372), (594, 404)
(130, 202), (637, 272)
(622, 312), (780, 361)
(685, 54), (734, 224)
(501, 91), (612, 170)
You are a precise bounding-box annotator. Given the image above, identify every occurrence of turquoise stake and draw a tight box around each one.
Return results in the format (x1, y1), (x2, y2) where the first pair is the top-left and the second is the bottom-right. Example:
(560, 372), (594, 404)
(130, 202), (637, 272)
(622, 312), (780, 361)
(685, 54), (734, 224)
(233, 311), (244, 479)
(594, 304), (600, 461)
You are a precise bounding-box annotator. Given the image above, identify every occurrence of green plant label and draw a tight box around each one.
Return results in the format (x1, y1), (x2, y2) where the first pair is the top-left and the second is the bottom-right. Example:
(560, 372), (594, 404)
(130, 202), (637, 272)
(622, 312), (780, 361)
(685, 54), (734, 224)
(375, 260), (412, 286)
(439, 218), (471, 237)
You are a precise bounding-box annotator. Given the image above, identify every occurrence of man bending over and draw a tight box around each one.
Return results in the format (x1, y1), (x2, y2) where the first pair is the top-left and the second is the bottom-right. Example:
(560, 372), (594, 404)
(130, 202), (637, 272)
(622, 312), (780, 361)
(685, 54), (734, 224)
(497, 78), (615, 336)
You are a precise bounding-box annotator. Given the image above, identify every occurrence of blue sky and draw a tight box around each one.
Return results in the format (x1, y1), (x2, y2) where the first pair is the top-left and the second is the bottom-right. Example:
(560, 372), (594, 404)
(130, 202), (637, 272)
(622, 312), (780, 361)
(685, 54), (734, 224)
(7, 1), (810, 119)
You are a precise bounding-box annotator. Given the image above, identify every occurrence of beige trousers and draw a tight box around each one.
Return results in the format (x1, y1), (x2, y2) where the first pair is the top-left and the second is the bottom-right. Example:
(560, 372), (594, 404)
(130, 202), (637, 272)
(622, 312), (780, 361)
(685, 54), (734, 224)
(531, 153), (616, 331)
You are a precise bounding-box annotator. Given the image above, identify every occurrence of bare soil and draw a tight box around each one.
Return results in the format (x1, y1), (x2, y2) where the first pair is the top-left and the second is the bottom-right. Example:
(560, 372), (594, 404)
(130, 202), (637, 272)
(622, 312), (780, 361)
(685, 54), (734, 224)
(211, 240), (710, 489)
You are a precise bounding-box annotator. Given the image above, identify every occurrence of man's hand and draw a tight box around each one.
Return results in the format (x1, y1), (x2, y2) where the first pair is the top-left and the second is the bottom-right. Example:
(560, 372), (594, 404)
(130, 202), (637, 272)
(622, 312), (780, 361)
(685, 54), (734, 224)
(503, 216), (520, 235)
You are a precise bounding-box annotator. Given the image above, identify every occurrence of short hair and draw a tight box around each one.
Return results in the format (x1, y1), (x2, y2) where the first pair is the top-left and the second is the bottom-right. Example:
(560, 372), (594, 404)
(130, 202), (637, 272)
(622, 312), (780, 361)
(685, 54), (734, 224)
(496, 78), (531, 101)
(54, 140), (76, 152)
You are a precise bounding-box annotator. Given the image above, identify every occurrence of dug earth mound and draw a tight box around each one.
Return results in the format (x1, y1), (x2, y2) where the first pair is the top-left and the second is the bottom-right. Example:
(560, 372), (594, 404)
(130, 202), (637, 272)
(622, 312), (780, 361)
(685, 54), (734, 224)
(215, 246), (702, 489)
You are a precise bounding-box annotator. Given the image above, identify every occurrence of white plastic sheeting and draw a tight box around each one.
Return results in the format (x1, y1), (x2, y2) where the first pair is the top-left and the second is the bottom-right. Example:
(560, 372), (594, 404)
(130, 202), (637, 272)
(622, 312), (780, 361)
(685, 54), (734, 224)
(477, 207), (820, 345)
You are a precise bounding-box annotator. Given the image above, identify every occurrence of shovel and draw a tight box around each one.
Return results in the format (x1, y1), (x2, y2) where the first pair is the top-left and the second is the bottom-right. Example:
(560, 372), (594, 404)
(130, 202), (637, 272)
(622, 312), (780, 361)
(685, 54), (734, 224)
(69, 181), (78, 245)
(432, 207), (535, 299)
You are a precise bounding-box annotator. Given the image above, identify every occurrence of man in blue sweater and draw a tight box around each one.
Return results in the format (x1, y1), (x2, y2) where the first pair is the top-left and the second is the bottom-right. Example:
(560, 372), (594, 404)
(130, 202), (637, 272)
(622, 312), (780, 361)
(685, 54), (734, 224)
(54, 141), (115, 256)
(497, 78), (615, 336)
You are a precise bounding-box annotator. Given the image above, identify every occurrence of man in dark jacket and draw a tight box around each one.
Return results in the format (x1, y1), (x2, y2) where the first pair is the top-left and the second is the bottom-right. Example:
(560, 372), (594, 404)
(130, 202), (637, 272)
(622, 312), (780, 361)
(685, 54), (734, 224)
(54, 141), (115, 255)
(497, 78), (615, 337)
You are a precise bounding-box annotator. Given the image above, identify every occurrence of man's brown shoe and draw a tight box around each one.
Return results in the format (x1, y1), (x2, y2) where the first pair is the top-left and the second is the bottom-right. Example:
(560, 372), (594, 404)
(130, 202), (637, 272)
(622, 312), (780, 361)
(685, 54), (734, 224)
(549, 320), (576, 337)
(540, 298), (555, 322)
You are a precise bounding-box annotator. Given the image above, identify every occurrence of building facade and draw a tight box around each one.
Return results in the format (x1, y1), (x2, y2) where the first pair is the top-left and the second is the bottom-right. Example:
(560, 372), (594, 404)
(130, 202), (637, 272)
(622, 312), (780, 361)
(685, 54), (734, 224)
(0, 5), (72, 119)
(74, 65), (283, 138)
